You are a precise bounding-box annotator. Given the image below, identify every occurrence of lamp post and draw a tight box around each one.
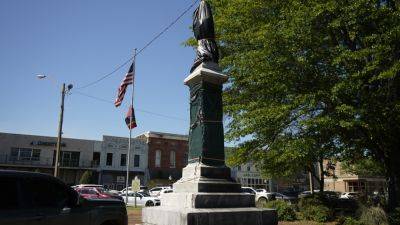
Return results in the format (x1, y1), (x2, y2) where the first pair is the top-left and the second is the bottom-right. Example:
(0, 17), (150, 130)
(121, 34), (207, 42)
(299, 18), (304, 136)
(37, 75), (73, 178)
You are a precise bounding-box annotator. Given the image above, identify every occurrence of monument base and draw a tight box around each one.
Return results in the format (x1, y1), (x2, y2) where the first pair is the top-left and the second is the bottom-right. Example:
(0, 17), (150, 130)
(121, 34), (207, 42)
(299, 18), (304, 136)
(141, 163), (278, 225)
(142, 207), (277, 225)
(141, 60), (277, 225)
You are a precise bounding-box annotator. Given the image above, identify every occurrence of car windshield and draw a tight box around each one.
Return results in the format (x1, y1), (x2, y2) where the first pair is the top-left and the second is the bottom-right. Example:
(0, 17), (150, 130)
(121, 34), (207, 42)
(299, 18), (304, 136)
(96, 187), (106, 193)
(139, 192), (150, 197)
(79, 189), (97, 194)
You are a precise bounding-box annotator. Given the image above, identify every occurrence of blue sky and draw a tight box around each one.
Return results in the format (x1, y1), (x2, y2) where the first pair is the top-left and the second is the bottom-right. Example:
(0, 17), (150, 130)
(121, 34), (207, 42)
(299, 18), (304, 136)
(0, 0), (201, 141)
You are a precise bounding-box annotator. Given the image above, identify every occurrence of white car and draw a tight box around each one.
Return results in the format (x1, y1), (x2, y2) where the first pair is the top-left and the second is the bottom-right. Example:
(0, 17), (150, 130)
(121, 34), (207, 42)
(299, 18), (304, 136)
(242, 187), (270, 204)
(123, 192), (160, 206)
(256, 189), (268, 194)
(340, 192), (359, 199)
(158, 189), (173, 200)
(149, 186), (172, 197)
(119, 186), (148, 195)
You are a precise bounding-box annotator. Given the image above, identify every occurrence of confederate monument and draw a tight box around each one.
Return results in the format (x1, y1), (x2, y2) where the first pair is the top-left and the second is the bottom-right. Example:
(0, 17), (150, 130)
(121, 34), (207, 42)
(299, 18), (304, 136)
(142, 1), (277, 224)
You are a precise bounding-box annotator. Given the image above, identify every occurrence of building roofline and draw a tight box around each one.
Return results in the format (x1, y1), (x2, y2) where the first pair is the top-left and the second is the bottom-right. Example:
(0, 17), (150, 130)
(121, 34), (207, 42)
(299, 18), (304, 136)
(0, 132), (101, 142)
(102, 135), (146, 142)
(135, 131), (188, 141)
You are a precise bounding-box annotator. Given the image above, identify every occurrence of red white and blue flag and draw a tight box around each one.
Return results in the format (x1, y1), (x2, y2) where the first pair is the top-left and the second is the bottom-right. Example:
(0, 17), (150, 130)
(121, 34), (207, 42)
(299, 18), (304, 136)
(125, 105), (137, 129)
(114, 63), (134, 107)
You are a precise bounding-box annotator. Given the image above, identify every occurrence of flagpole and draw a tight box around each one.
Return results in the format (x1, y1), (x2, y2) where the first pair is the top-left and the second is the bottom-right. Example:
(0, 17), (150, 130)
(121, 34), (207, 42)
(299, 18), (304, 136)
(126, 48), (137, 206)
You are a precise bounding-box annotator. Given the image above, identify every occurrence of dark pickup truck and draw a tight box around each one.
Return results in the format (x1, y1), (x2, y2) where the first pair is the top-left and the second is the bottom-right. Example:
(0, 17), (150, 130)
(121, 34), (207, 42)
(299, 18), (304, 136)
(0, 170), (127, 225)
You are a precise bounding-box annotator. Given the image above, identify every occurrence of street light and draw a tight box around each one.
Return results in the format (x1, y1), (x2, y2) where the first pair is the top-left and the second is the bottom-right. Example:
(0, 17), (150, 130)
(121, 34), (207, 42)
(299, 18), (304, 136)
(37, 75), (73, 178)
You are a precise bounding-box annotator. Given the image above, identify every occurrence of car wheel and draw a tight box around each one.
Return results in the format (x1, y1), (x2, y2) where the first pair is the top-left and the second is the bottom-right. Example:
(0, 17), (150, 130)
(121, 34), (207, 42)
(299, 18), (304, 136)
(146, 201), (155, 207)
(257, 197), (268, 206)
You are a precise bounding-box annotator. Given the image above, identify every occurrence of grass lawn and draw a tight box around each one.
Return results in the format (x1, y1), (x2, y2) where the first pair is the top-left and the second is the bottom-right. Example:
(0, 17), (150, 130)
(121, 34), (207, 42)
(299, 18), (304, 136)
(279, 221), (337, 225)
(127, 206), (143, 212)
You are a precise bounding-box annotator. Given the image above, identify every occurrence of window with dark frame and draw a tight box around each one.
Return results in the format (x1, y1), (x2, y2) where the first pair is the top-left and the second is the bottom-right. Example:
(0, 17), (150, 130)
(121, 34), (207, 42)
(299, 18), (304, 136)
(134, 155), (140, 167)
(120, 154), (126, 166)
(10, 147), (41, 161)
(106, 153), (113, 166)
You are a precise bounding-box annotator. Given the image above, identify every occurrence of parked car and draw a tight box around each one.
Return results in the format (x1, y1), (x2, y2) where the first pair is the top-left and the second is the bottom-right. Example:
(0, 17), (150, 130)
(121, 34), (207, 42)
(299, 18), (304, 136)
(122, 192), (160, 206)
(256, 188), (268, 194)
(242, 187), (271, 204)
(119, 185), (148, 195)
(298, 190), (320, 198)
(74, 184), (120, 195)
(74, 187), (123, 201)
(158, 189), (173, 200)
(340, 192), (359, 199)
(269, 192), (297, 203)
(148, 186), (172, 197)
(0, 170), (127, 225)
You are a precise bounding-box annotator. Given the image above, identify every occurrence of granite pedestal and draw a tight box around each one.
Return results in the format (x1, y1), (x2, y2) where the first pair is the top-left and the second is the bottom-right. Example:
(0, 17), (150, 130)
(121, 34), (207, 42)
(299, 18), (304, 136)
(141, 64), (277, 225)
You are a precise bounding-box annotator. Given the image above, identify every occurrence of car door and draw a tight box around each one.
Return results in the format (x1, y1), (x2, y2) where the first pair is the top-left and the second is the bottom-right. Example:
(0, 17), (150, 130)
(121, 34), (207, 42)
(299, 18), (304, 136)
(0, 176), (41, 225)
(126, 192), (137, 205)
(138, 193), (149, 206)
(21, 177), (91, 225)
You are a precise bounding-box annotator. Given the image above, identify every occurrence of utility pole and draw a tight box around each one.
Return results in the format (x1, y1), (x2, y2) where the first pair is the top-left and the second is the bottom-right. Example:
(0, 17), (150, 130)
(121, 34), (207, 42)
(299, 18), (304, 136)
(54, 83), (66, 178)
(36, 75), (72, 178)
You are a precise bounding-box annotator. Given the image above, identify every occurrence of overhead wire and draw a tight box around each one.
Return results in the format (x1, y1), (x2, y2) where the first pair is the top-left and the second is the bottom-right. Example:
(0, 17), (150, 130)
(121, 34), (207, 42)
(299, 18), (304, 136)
(75, 0), (199, 90)
(72, 90), (188, 122)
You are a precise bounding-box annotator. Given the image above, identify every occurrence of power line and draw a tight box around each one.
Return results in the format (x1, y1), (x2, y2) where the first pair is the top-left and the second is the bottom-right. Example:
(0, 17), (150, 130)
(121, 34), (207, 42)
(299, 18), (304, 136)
(72, 91), (188, 122)
(135, 0), (200, 57)
(75, 0), (199, 90)
(75, 57), (134, 90)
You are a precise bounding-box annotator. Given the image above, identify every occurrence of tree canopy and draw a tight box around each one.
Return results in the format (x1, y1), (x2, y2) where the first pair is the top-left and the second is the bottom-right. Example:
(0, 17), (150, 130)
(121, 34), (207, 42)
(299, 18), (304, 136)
(203, 0), (400, 209)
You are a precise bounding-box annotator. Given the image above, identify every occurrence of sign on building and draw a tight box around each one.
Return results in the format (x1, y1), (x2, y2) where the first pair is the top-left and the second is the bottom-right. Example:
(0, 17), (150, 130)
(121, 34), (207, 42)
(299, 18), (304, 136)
(116, 176), (125, 183)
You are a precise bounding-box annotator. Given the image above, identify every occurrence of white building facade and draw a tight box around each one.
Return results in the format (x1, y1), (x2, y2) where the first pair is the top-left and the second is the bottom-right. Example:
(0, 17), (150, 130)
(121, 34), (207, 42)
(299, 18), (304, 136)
(99, 135), (148, 190)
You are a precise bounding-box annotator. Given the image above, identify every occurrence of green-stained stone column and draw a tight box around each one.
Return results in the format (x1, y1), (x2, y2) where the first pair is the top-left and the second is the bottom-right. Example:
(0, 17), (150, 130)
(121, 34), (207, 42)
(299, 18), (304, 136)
(184, 63), (228, 166)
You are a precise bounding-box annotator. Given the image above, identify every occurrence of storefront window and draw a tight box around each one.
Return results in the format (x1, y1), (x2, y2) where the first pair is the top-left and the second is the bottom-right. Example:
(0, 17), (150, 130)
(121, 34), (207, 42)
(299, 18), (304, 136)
(170, 151), (176, 168)
(155, 150), (161, 167)
(10, 148), (41, 161)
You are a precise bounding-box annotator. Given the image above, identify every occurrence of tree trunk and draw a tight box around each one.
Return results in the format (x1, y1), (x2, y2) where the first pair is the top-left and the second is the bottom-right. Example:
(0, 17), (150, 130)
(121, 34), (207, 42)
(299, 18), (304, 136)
(318, 158), (324, 193)
(386, 165), (398, 212)
(309, 171), (315, 193)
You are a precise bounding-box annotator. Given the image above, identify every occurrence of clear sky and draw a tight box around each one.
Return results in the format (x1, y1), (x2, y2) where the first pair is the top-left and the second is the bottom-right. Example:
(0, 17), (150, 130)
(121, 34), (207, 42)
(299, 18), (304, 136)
(0, 0), (201, 141)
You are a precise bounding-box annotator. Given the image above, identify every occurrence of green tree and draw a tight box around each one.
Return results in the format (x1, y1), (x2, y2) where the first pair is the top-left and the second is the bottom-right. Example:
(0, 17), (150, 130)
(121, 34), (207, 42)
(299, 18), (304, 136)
(342, 157), (385, 178)
(79, 170), (94, 184)
(200, 0), (400, 209)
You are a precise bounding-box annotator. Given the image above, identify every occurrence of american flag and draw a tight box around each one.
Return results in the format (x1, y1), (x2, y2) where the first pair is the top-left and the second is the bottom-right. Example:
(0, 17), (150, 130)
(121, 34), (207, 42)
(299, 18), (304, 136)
(114, 62), (134, 107)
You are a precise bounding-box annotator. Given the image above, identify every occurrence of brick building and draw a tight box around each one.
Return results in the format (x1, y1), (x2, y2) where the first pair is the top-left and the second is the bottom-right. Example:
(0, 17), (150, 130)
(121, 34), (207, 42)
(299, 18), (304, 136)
(324, 160), (386, 194)
(136, 131), (188, 180)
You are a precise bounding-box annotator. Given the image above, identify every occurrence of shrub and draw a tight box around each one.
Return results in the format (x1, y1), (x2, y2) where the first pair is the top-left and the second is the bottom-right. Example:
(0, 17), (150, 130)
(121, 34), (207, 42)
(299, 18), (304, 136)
(298, 194), (326, 209)
(79, 170), (94, 184)
(359, 207), (388, 225)
(264, 200), (297, 221)
(388, 207), (400, 225)
(300, 204), (332, 222)
(336, 217), (364, 225)
(298, 194), (334, 222)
